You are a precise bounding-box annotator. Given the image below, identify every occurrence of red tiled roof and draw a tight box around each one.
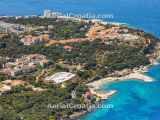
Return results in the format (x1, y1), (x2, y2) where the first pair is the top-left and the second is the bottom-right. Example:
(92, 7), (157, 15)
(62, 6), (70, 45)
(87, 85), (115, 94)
(64, 45), (74, 49)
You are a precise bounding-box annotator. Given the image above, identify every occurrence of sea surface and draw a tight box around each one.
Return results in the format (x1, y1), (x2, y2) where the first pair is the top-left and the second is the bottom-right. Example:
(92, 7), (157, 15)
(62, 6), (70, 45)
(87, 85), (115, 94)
(0, 0), (160, 120)
(80, 65), (160, 120)
(0, 0), (160, 37)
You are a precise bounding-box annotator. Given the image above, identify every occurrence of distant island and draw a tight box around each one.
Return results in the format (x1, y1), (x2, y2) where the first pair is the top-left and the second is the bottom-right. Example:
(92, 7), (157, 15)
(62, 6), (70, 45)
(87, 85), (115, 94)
(0, 10), (160, 120)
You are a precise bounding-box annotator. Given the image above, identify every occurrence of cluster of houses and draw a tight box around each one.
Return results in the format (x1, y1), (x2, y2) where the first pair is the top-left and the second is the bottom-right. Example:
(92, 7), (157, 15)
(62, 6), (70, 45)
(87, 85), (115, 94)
(43, 10), (83, 22)
(0, 21), (32, 34)
(0, 80), (27, 94)
(20, 34), (50, 45)
(86, 23), (140, 43)
(20, 32), (89, 47)
(0, 79), (47, 95)
(0, 54), (49, 77)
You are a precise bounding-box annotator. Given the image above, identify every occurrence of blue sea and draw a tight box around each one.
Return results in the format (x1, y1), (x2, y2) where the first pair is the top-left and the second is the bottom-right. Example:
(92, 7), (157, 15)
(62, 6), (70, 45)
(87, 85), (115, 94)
(0, 0), (160, 120)
(0, 0), (160, 37)
(80, 65), (160, 120)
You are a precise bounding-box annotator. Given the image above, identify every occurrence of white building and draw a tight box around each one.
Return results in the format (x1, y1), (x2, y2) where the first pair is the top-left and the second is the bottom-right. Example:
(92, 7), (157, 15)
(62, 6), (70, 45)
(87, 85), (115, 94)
(44, 72), (77, 84)
(43, 10), (61, 18)
(44, 10), (52, 18)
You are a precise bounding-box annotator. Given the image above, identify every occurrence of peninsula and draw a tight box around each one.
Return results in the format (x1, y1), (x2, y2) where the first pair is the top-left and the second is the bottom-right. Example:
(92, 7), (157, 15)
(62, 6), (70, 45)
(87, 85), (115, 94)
(0, 10), (159, 120)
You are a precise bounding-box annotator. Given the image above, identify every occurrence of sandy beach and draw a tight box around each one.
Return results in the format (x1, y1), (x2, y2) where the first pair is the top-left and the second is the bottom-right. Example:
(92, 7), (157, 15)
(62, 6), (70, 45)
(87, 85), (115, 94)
(119, 73), (154, 82)
(88, 64), (154, 87)
(88, 73), (154, 89)
(87, 67), (154, 100)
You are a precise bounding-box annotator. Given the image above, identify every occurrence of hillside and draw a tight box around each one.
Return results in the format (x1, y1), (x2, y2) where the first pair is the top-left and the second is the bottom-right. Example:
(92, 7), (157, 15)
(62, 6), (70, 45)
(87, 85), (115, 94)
(0, 17), (160, 120)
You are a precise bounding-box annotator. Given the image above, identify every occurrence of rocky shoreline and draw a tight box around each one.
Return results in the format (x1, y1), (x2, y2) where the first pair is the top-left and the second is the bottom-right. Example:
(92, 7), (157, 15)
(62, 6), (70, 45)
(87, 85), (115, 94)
(69, 18), (160, 119)
(70, 65), (154, 119)
(86, 64), (155, 100)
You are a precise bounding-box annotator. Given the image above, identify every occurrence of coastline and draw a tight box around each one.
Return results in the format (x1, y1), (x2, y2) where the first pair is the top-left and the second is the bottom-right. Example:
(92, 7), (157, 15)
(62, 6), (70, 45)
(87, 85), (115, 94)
(87, 65), (154, 100)
(0, 13), (159, 120)
(87, 72), (154, 90)
(75, 66), (155, 120)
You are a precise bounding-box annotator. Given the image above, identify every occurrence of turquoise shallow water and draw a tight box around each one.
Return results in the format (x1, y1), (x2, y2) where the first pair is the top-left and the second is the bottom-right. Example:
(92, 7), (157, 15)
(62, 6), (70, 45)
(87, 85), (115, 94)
(80, 65), (160, 120)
